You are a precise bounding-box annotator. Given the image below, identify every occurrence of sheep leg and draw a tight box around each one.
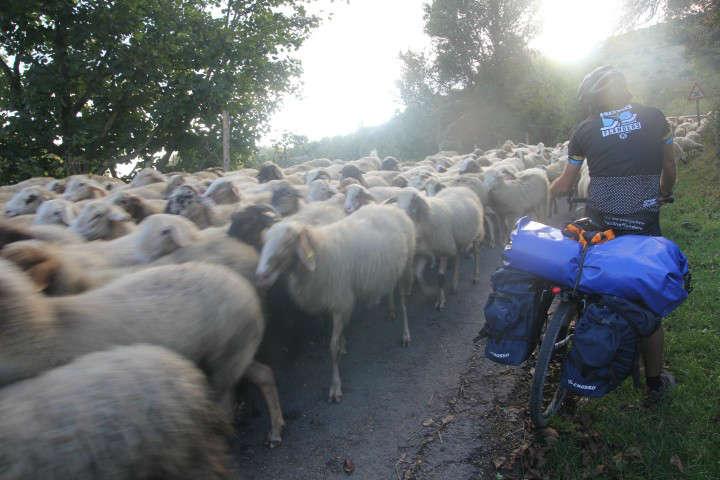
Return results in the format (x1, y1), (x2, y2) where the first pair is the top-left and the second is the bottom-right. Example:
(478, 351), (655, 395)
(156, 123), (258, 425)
(329, 312), (347, 403)
(451, 254), (461, 293)
(245, 361), (286, 448)
(472, 239), (481, 284)
(414, 255), (435, 297)
(340, 333), (347, 355)
(399, 277), (412, 347)
(435, 256), (448, 310)
(387, 289), (397, 321)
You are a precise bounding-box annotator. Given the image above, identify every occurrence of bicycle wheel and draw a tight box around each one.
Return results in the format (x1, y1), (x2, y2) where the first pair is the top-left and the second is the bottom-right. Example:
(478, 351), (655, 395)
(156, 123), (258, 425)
(529, 301), (574, 428)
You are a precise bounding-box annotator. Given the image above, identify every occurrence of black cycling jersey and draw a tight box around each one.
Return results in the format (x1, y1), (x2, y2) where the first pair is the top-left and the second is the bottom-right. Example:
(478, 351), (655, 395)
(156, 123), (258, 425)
(568, 103), (671, 235)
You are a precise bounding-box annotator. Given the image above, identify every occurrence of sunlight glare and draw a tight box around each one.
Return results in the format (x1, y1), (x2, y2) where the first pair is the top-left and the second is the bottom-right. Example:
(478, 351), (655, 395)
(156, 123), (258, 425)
(531, 0), (623, 62)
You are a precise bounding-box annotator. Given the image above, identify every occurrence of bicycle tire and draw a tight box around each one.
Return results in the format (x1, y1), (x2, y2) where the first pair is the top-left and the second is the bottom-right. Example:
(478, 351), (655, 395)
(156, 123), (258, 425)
(529, 301), (574, 428)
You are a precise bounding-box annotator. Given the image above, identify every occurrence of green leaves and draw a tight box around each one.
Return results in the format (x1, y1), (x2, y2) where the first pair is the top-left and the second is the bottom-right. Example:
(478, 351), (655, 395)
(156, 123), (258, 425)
(0, 0), (319, 181)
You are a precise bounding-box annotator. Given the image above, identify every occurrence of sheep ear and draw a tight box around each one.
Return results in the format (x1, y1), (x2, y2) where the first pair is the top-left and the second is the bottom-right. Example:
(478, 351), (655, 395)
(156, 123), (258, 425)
(296, 228), (316, 272)
(107, 206), (130, 222)
(164, 224), (195, 248)
(60, 204), (76, 225)
(88, 185), (107, 198)
(383, 197), (397, 205)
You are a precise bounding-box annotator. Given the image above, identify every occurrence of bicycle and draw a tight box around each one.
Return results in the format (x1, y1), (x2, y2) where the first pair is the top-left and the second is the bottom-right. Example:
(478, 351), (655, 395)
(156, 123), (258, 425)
(528, 196), (674, 428)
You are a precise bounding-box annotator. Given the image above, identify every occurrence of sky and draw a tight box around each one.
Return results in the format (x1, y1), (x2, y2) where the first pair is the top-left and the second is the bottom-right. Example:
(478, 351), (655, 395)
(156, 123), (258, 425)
(264, 0), (624, 145)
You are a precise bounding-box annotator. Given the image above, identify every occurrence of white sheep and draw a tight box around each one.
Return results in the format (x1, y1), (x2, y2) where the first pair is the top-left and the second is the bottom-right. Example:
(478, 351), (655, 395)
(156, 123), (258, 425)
(484, 167), (549, 237)
(4, 186), (58, 217)
(70, 200), (135, 240)
(389, 187), (483, 309)
(256, 204), (416, 402)
(62, 177), (109, 202)
(33, 198), (79, 226)
(0, 344), (233, 479)
(0, 259), (285, 446)
(343, 184), (403, 214)
(109, 190), (166, 222)
(130, 167), (166, 187)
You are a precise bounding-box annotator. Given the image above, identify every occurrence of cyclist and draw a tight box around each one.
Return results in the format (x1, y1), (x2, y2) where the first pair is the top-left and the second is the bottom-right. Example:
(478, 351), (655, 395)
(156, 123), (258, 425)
(549, 65), (677, 404)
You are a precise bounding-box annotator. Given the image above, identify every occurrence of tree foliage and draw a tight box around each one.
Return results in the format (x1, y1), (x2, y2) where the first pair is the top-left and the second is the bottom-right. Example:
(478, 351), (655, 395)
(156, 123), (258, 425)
(0, 0), (319, 183)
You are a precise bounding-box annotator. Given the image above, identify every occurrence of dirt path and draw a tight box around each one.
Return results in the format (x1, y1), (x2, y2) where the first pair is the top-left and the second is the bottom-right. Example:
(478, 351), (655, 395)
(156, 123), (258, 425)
(233, 214), (572, 479)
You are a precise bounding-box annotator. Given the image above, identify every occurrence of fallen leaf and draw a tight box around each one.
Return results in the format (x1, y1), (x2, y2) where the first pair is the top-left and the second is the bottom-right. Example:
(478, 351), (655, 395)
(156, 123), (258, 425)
(343, 458), (355, 475)
(670, 454), (684, 473)
(422, 418), (435, 427)
(624, 446), (643, 462)
(441, 414), (455, 425)
(594, 464), (606, 475)
(493, 456), (506, 469)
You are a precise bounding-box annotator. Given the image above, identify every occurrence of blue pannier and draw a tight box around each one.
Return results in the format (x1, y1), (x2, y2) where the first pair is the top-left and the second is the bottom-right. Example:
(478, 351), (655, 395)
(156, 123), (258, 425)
(561, 295), (661, 397)
(503, 217), (689, 316)
(484, 267), (545, 365)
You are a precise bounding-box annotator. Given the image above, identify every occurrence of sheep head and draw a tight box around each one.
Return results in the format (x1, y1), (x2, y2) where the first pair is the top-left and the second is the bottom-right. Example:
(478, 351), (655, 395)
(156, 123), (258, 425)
(135, 214), (200, 262)
(271, 184), (302, 217)
(63, 178), (107, 202)
(5, 186), (56, 217)
(1, 242), (66, 294)
(34, 199), (78, 226)
(70, 201), (131, 241)
(256, 222), (315, 288)
(227, 204), (279, 251)
(387, 189), (429, 223)
(424, 179), (446, 197)
(343, 184), (375, 214)
(381, 156), (399, 171)
(203, 178), (241, 205)
(307, 179), (337, 202)
(131, 168), (166, 187)
(257, 162), (284, 183)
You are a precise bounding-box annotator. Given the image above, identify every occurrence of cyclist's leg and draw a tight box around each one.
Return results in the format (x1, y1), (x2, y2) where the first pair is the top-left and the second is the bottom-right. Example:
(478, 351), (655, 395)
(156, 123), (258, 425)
(640, 326), (664, 380)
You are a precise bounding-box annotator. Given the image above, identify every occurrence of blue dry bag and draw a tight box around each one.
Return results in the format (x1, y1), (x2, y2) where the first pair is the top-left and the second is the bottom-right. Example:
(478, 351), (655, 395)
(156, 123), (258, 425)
(484, 267), (545, 365)
(561, 295), (661, 397)
(504, 217), (689, 316)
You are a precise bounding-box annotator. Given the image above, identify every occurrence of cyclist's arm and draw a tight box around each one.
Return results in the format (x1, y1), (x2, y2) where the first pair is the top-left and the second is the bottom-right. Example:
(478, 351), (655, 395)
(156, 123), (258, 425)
(660, 136), (676, 197)
(550, 157), (582, 197)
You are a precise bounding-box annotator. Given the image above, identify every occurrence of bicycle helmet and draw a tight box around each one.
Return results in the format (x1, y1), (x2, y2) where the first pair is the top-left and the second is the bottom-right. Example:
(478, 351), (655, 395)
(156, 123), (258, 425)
(577, 66), (630, 107)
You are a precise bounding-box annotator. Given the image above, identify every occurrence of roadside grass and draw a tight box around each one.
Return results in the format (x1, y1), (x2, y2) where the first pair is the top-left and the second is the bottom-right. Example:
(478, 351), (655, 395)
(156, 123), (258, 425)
(538, 144), (720, 479)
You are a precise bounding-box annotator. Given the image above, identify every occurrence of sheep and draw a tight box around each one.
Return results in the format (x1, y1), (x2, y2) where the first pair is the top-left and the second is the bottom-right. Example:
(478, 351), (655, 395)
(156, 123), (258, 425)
(63, 177), (109, 202)
(202, 177), (242, 204)
(285, 200), (346, 226)
(70, 200), (135, 240)
(271, 182), (305, 216)
(340, 164), (368, 187)
(674, 135), (704, 154)
(0, 344), (233, 480)
(0, 220), (83, 249)
(109, 190), (166, 222)
(343, 184), (403, 214)
(5, 214), (202, 275)
(381, 156), (400, 171)
(33, 198), (79, 226)
(131, 167), (166, 187)
(307, 179), (338, 202)
(257, 161), (284, 183)
(0, 259), (285, 446)
(165, 185), (237, 229)
(255, 204), (416, 402)
(4, 186), (58, 217)
(483, 168), (549, 237)
(305, 168), (332, 184)
(388, 187), (483, 309)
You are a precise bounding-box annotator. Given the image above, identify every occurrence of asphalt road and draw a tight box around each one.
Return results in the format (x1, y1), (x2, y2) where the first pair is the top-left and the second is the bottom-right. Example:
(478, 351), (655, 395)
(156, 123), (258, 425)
(232, 212), (574, 479)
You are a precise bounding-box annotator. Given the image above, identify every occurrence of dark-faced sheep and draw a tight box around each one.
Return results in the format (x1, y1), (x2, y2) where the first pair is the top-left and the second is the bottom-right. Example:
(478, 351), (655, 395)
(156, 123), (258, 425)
(0, 344), (233, 479)
(257, 162), (284, 183)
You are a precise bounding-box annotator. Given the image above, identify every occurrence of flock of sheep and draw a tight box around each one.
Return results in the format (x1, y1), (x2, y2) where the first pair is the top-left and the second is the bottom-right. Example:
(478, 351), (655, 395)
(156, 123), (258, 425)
(0, 112), (709, 478)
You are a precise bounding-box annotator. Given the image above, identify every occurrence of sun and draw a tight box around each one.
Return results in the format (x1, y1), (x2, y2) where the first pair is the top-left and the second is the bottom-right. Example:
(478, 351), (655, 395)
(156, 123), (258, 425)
(531, 0), (623, 63)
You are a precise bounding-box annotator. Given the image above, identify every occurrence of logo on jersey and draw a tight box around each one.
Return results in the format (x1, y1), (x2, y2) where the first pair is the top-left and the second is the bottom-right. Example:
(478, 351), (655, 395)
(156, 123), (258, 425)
(600, 105), (642, 139)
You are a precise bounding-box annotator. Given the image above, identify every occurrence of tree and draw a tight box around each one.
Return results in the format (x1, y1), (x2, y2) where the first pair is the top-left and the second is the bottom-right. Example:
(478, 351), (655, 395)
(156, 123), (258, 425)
(0, 0), (319, 183)
(422, 0), (538, 92)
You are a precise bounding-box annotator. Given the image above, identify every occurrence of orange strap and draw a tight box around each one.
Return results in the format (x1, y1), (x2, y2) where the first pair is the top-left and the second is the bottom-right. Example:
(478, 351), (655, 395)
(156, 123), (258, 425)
(564, 223), (615, 248)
